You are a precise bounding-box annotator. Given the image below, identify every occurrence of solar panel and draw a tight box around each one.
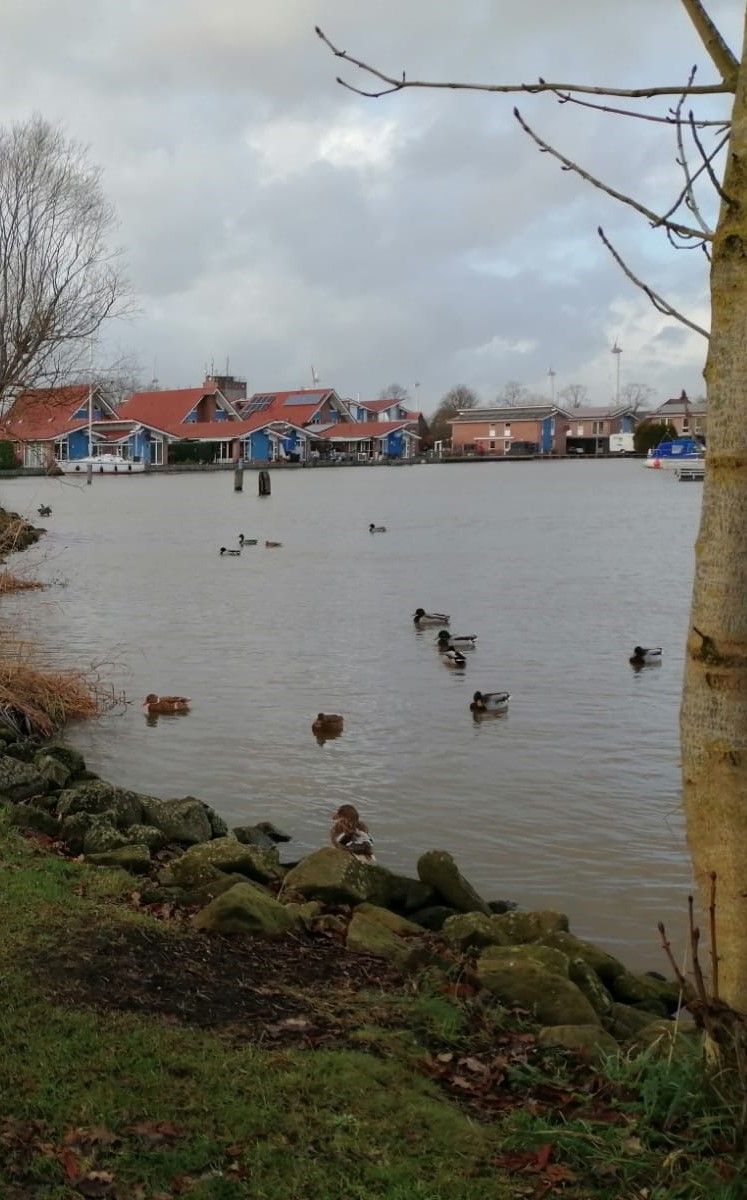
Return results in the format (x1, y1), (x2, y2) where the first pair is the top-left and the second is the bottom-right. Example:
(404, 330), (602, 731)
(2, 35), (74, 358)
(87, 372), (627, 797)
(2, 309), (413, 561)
(284, 393), (318, 406)
(244, 395), (274, 414)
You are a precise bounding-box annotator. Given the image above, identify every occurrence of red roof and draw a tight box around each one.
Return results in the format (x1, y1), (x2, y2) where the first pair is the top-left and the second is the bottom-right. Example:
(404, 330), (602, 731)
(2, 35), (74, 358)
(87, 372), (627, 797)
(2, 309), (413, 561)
(235, 389), (340, 427)
(0, 386), (111, 441)
(317, 420), (417, 441)
(118, 388), (224, 429)
(360, 398), (407, 412)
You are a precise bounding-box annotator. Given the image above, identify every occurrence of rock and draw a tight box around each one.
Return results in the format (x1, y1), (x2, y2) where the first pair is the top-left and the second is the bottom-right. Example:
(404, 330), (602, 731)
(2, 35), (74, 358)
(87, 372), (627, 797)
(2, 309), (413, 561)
(372, 871), (437, 915)
(86, 844), (151, 874)
(476, 952), (599, 1026)
(3, 742), (39, 763)
(442, 912), (512, 951)
(539, 931), (626, 985)
(283, 900), (324, 929)
(346, 910), (418, 968)
(490, 910), (570, 943)
(254, 821), (292, 843)
(355, 903), (423, 936)
(477, 944), (570, 977)
(171, 837), (282, 888)
(488, 899), (518, 915)
(58, 781), (144, 828)
(190, 872), (258, 905)
(313, 914), (348, 937)
(42, 744), (87, 778)
(629, 1019), (696, 1059)
(409, 905), (457, 931)
(194, 881), (300, 937)
(610, 971), (680, 1015)
(0, 755), (46, 801)
(83, 814), (130, 854)
(59, 811), (94, 853)
(7, 802), (59, 837)
(34, 754), (71, 790)
(140, 796), (212, 845)
(569, 958), (614, 1015)
(196, 799), (228, 839)
(537, 1025), (619, 1060)
(233, 825), (278, 852)
(125, 824), (167, 853)
(0, 725), (16, 742)
(282, 847), (382, 906)
(417, 850), (490, 915)
(604, 1002), (660, 1041)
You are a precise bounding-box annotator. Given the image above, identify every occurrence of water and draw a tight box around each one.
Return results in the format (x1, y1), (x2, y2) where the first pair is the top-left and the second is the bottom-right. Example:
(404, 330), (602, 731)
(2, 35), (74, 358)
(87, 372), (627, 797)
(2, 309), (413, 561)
(1, 462), (700, 968)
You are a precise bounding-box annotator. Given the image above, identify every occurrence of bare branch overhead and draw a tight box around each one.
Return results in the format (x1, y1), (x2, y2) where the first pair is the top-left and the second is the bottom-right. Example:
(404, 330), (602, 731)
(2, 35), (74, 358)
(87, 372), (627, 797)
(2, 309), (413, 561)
(672, 68), (712, 237)
(550, 87), (730, 127)
(679, 0), (739, 87)
(513, 107), (713, 242)
(315, 27), (732, 100)
(597, 227), (710, 339)
(688, 110), (733, 205)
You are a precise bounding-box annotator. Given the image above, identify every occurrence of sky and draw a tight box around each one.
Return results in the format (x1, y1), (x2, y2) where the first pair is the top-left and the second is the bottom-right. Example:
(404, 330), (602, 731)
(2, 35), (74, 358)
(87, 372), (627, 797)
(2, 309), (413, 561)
(0, 0), (742, 414)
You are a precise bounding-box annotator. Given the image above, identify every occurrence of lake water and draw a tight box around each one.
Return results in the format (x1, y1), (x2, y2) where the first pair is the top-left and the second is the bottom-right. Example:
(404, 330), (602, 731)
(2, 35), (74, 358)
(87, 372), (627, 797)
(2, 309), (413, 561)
(1, 462), (701, 969)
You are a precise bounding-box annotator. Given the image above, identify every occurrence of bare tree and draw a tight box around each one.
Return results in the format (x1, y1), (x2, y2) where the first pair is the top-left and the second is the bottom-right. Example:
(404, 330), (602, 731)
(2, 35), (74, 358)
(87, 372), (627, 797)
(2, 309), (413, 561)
(500, 380), (530, 407)
(430, 383), (478, 443)
(378, 382), (410, 402)
(559, 383), (589, 409)
(319, 5), (747, 1012)
(0, 115), (125, 404)
(620, 381), (657, 412)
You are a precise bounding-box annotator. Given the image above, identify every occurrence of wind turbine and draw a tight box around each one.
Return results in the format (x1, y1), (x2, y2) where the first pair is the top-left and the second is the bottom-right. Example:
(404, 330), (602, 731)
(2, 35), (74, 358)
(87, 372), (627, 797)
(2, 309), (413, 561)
(611, 340), (623, 406)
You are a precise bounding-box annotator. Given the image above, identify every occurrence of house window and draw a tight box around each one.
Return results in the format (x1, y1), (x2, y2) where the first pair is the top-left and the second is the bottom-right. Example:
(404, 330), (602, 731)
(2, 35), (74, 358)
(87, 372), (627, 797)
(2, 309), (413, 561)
(54, 439), (69, 461)
(23, 442), (47, 468)
(150, 440), (163, 466)
(490, 440), (496, 449)
(504, 439), (511, 453)
(489, 427), (496, 438)
(682, 418), (690, 431)
(217, 441), (233, 462)
(503, 424), (511, 436)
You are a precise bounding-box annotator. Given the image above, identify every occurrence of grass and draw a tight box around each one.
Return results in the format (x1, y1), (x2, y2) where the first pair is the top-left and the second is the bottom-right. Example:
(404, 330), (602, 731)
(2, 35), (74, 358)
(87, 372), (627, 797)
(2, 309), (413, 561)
(0, 813), (745, 1199)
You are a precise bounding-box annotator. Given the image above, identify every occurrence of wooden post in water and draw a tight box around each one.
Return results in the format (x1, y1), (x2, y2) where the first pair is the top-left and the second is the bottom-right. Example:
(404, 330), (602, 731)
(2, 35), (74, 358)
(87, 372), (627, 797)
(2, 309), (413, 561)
(258, 469), (271, 497)
(234, 459), (244, 492)
(86, 461), (93, 487)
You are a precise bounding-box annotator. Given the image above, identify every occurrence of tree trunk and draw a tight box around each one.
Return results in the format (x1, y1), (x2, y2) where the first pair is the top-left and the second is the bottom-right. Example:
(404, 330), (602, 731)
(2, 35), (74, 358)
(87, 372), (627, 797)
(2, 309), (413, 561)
(681, 13), (747, 1012)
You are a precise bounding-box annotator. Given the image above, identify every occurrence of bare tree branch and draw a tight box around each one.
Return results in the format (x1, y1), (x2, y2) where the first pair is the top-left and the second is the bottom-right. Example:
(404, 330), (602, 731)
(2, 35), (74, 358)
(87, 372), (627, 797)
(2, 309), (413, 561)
(598, 227), (710, 339)
(315, 27), (732, 100)
(550, 86), (730, 127)
(679, 0), (739, 87)
(672, 68), (712, 236)
(688, 110), (733, 205)
(660, 130), (729, 225)
(513, 107), (713, 242)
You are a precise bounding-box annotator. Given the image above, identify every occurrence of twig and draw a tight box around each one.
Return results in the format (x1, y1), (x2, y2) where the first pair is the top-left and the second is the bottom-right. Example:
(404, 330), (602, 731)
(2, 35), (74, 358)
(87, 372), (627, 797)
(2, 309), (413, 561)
(315, 27), (732, 101)
(658, 920), (691, 994)
(597, 228), (710, 338)
(513, 108), (712, 242)
(549, 87), (730, 127)
(689, 894), (709, 1006)
(659, 131), (729, 226)
(678, 0), (740, 89)
(689, 111), (732, 206)
(671, 68), (712, 236)
(709, 871), (720, 1001)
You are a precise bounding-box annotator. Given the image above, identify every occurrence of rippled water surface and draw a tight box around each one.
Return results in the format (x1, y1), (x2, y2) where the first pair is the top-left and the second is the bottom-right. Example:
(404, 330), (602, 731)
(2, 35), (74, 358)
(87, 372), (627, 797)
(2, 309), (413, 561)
(2, 462), (702, 968)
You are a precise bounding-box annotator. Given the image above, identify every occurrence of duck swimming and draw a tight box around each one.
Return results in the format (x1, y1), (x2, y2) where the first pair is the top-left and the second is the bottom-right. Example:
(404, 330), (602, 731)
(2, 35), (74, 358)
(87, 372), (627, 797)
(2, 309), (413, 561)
(330, 803), (375, 861)
(143, 693), (191, 715)
(265, 540), (282, 548)
(413, 607), (450, 627)
(37, 504), (52, 517)
(220, 546), (241, 556)
(441, 647), (467, 668)
(312, 712), (344, 737)
(238, 535), (258, 547)
(630, 646), (662, 666)
(436, 630), (477, 650)
(470, 690), (510, 714)
(369, 523), (387, 533)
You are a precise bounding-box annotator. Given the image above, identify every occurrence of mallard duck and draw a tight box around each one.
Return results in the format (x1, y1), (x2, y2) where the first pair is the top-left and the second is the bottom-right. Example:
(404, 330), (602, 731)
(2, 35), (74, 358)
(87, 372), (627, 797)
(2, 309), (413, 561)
(238, 535), (258, 546)
(312, 712), (344, 737)
(369, 523), (387, 533)
(413, 607), (450, 627)
(436, 630), (477, 650)
(265, 540), (283, 548)
(470, 690), (510, 714)
(630, 646), (662, 666)
(220, 546), (241, 556)
(441, 647), (467, 668)
(143, 693), (191, 715)
(330, 803), (375, 861)
(37, 504), (52, 517)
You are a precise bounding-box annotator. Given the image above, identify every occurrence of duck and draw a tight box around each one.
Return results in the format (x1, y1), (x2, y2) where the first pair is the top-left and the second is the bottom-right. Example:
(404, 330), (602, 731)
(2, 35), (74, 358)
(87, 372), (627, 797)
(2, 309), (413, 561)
(630, 646), (662, 667)
(143, 693), (191, 715)
(37, 504), (52, 517)
(220, 546), (241, 556)
(436, 629), (477, 650)
(330, 803), (375, 862)
(441, 647), (467, 669)
(312, 712), (344, 737)
(413, 607), (450, 627)
(470, 690), (510, 714)
(238, 535), (258, 547)
(369, 523), (387, 533)
(265, 540), (283, 548)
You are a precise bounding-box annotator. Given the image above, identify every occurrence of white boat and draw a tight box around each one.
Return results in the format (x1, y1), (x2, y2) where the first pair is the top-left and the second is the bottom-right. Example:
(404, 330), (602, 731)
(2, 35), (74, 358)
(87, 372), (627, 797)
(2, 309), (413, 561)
(645, 436), (705, 470)
(57, 453), (145, 475)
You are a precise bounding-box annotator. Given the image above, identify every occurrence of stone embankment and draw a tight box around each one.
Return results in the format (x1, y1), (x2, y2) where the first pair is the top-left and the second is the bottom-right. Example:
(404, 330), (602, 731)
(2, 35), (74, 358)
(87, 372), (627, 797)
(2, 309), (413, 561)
(0, 729), (685, 1059)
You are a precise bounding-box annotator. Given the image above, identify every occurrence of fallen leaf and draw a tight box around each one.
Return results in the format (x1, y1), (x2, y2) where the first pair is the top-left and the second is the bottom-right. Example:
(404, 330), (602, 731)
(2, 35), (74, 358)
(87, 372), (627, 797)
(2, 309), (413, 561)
(76, 1170), (115, 1197)
(129, 1120), (182, 1144)
(436, 1052), (454, 1064)
(535, 1144), (553, 1172)
(462, 1056), (488, 1074)
(59, 1147), (82, 1182)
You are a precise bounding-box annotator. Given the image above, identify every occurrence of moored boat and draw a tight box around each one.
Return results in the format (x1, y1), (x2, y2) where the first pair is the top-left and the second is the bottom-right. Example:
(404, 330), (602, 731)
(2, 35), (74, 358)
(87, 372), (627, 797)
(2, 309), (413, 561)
(56, 453), (145, 475)
(645, 436), (704, 470)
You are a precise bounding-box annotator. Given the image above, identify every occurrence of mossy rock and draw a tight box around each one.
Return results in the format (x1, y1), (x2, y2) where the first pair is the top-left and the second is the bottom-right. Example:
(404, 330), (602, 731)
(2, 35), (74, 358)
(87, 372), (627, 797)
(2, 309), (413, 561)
(628, 1019), (698, 1059)
(33, 754), (71, 790)
(0, 755), (46, 801)
(233, 824), (278, 851)
(83, 813), (130, 854)
(417, 850), (490, 915)
(537, 1024), (618, 1060)
(125, 824), (167, 853)
(254, 820), (291, 843)
(172, 837), (281, 888)
(194, 881), (300, 938)
(346, 911), (419, 969)
(371, 870), (437, 915)
(198, 801), (228, 839)
(283, 900), (324, 929)
(283, 847), (382, 906)
(189, 873), (253, 905)
(7, 802), (59, 837)
(140, 797), (213, 846)
(442, 912), (512, 951)
(42, 744), (87, 778)
(490, 910), (570, 944)
(569, 957), (613, 1015)
(478, 944), (570, 978)
(86, 844), (151, 874)
(610, 971), (680, 1015)
(355, 903), (423, 936)
(476, 953), (598, 1026)
(58, 781), (144, 828)
(604, 1002), (660, 1041)
(539, 930), (626, 985)
(409, 905), (457, 931)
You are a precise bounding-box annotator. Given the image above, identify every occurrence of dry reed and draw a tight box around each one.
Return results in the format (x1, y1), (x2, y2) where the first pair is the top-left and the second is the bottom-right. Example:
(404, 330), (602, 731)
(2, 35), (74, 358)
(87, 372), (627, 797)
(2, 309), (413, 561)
(0, 571), (45, 595)
(0, 650), (107, 738)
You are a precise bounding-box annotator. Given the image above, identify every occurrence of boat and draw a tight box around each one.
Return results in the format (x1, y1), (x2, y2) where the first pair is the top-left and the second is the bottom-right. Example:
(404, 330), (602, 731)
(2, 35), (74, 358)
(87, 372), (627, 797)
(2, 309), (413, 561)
(645, 436), (705, 470)
(57, 453), (145, 475)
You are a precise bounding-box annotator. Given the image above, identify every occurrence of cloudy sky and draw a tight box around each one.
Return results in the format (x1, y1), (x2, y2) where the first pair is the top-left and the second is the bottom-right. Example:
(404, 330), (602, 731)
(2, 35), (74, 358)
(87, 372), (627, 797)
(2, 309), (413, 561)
(0, 1), (741, 412)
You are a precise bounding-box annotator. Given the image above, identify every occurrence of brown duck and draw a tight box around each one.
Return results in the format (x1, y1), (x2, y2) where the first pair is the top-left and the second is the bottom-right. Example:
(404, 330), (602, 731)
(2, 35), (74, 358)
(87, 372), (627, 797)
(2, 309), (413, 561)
(330, 804), (375, 861)
(143, 693), (191, 715)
